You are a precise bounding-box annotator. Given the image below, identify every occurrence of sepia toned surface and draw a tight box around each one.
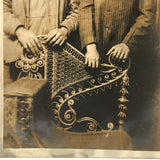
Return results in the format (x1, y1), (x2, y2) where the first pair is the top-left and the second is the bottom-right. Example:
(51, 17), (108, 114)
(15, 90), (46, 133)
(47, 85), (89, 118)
(1, 0), (160, 158)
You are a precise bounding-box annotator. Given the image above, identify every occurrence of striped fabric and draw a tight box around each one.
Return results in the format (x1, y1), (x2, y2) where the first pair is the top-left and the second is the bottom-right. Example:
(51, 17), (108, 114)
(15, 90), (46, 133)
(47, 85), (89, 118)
(79, 0), (154, 57)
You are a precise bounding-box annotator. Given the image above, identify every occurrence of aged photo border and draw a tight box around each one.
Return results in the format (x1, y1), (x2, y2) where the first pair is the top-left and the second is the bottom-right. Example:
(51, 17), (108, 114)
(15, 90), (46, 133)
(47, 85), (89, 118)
(1, 0), (160, 158)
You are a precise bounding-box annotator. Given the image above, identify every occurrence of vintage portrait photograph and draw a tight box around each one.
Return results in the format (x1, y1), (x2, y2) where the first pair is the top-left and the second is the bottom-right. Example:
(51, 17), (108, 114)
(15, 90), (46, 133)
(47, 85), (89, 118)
(1, 0), (160, 158)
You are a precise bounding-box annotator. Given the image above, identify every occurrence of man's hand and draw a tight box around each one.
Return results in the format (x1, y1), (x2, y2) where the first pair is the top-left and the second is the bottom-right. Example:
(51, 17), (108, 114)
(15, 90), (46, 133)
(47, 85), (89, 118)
(106, 43), (130, 62)
(85, 44), (100, 68)
(16, 27), (42, 55)
(45, 27), (68, 47)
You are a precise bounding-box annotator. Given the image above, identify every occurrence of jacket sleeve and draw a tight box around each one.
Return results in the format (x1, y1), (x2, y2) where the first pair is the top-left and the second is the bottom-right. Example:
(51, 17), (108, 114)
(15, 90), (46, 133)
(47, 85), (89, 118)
(79, 0), (96, 50)
(3, 0), (24, 36)
(60, 0), (79, 35)
(122, 0), (154, 53)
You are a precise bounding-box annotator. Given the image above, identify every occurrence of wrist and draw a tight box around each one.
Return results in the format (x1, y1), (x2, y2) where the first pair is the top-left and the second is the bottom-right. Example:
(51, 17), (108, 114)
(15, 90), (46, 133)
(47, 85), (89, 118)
(60, 27), (68, 36)
(121, 43), (129, 48)
(122, 43), (130, 52)
(86, 43), (97, 52)
(15, 26), (26, 36)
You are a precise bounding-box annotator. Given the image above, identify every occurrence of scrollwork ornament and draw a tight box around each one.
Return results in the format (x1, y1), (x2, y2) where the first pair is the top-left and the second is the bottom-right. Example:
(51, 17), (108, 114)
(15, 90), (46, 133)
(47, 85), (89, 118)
(118, 67), (123, 73)
(59, 98), (64, 103)
(104, 74), (109, 81)
(22, 64), (31, 72)
(91, 79), (96, 83)
(48, 39), (131, 132)
(15, 60), (24, 68)
(107, 122), (114, 130)
(87, 122), (96, 131)
(68, 99), (74, 106)
(15, 36), (47, 80)
(78, 88), (83, 92)
(65, 94), (69, 98)
(71, 89), (76, 95)
(37, 59), (44, 67)
(31, 64), (38, 72)
(56, 98), (77, 127)
(64, 109), (75, 122)
(21, 52), (38, 64)
(97, 77), (102, 82)
(111, 72), (116, 78)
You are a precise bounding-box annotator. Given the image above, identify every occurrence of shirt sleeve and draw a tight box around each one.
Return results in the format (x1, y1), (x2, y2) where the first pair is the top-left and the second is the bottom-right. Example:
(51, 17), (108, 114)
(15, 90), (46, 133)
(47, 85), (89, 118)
(60, 0), (79, 35)
(122, 0), (154, 53)
(3, 0), (24, 36)
(79, 0), (96, 50)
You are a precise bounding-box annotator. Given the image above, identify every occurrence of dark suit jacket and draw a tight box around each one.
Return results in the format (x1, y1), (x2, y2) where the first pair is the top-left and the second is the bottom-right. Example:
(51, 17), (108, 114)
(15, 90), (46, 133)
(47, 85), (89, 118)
(79, 0), (154, 59)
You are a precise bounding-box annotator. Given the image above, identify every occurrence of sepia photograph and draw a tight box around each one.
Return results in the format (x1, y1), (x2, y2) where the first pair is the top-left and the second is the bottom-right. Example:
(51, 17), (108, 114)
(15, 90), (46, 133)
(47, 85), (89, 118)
(1, 0), (160, 158)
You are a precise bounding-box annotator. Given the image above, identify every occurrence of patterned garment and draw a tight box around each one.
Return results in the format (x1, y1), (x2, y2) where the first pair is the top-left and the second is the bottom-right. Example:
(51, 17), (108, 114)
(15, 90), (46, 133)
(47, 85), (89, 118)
(79, 0), (154, 58)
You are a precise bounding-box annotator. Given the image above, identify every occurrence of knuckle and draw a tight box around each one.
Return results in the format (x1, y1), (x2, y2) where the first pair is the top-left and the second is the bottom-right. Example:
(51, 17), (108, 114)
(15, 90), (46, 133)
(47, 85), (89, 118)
(55, 42), (59, 45)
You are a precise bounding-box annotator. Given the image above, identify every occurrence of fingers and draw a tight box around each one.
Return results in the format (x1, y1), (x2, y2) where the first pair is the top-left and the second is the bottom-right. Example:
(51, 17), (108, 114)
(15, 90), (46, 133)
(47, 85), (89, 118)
(96, 59), (99, 68)
(119, 50), (125, 60)
(27, 41), (36, 55)
(17, 30), (42, 55)
(27, 37), (42, 55)
(88, 59), (92, 67)
(109, 45), (130, 65)
(85, 49), (100, 68)
(115, 48), (122, 59)
(59, 38), (65, 46)
(110, 49), (118, 64)
(91, 59), (95, 68)
(20, 40), (28, 51)
(20, 37), (34, 54)
(48, 33), (61, 45)
(30, 39), (39, 53)
(33, 36), (43, 51)
(85, 57), (88, 65)
(106, 46), (116, 55)
(23, 37), (41, 55)
(45, 29), (67, 46)
(52, 36), (64, 47)
(124, 51), (128, 59)
(45, 31), (57, 42)
(85, 57), (99, 68)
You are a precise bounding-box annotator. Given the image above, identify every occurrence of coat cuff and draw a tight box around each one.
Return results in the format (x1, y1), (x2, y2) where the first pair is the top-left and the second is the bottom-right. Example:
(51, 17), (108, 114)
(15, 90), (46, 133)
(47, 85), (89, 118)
(4, 19), (23, 36)
(81, 35), (96, 51)
(15, 25), (25, 33)
(122, 34), (131, 44)
(122, 35), (133, 53)
(60, 20), (77, 36)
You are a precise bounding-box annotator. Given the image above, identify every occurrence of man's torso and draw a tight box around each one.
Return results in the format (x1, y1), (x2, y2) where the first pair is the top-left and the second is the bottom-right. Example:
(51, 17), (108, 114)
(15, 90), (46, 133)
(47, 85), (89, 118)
(11, 0), (69, 35)
(93, 0), (139, 53)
